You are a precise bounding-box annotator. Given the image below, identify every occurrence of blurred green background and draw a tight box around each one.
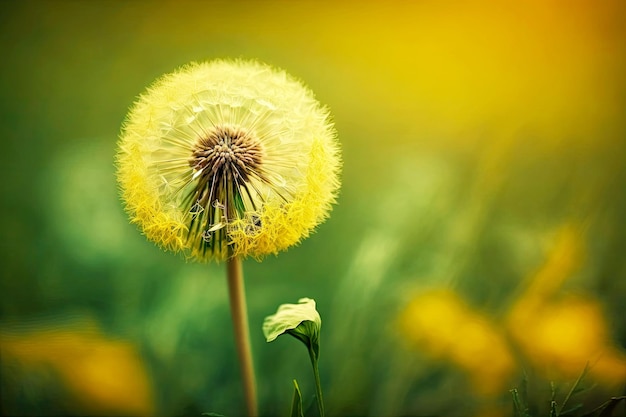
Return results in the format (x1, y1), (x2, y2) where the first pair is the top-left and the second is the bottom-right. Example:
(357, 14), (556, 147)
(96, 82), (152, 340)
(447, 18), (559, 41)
(1, 1), (626, 416)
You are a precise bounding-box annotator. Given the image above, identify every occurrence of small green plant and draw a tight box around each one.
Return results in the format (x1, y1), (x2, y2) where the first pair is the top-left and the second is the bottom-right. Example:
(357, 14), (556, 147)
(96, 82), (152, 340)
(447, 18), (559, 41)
(264, 298), (325, 417)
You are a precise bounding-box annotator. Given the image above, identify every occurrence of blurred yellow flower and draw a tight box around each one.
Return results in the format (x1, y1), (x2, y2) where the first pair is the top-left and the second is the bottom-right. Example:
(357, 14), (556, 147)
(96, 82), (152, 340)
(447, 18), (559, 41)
(1, 321), (154, 416)
(399, 224), (626, 405)
(117, 59), (341, 261)
(508, 226), (626, 385)
(512, 297), (626, 384)
(399, 290), (516, 395)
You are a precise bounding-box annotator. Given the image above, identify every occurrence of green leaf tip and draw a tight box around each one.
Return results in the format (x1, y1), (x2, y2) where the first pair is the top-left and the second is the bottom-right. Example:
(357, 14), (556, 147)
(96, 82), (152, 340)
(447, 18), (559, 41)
(263, 297), (321, 344)
(289, 379), (304, 417)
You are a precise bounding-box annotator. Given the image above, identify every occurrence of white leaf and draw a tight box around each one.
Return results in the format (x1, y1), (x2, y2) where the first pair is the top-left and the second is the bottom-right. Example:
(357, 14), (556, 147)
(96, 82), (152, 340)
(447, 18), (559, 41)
(263, 298), (321, 343)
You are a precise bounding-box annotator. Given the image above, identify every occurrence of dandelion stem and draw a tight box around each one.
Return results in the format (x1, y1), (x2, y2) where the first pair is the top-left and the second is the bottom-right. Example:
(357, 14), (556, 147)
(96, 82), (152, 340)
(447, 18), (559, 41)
(226, 255), (258, 417)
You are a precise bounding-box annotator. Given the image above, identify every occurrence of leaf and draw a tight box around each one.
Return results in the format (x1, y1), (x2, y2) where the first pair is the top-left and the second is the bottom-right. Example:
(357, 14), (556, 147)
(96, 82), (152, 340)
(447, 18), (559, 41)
(558, 363), (589, 416)
(581, 396), (626, 417)
(290, 379), (304, 417)
(288, 321), (321, 358)
(510, 388), (530, 417)
(263, 298), (321, 345)
(560, 403), (583, 416)
(598, 397), (626, 417)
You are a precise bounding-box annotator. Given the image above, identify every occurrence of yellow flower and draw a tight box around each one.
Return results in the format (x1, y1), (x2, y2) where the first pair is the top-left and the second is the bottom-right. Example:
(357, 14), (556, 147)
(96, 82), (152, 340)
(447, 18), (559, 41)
(1, 321), (154, 416)
(398, 289), (516, 396)
(117, 59), (341, 261)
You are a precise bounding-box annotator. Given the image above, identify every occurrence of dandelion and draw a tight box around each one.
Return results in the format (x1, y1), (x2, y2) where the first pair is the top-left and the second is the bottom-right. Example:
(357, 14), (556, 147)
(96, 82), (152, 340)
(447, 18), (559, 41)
(115, 59), (341, 417)
(116, 59), (341, 262)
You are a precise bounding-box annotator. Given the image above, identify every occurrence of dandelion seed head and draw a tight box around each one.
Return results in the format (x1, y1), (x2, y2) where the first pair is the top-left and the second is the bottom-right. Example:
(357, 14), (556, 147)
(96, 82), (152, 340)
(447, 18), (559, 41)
(189, 125), (265, 185)
(116, 59), (341, 261)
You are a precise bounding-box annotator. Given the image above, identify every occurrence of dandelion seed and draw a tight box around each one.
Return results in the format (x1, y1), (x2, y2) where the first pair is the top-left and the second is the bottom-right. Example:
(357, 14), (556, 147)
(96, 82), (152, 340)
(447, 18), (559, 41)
(116, 59), (341, 261)
(189, 201), (205, 219)
(201, 230), (212, 243)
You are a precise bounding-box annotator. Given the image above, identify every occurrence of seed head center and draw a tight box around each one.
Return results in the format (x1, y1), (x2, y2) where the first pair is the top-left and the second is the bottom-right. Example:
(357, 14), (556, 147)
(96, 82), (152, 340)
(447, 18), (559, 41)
(190, 125), (263, 184)
(184, 125), (266, 251)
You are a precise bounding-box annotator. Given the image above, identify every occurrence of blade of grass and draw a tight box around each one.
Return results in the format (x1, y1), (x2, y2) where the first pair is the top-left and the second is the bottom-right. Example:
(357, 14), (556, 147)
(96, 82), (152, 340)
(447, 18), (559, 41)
(290, 380), (304, 417)
(510, 388), (530, 417)
(580, 396), (626, 417)
(558, 363), (590, 416)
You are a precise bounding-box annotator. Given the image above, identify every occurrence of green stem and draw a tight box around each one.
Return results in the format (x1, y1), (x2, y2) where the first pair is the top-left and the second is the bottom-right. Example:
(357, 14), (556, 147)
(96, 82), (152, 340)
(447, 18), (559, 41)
(226, 255), (258, 417)
(308, 348), (325, 417)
